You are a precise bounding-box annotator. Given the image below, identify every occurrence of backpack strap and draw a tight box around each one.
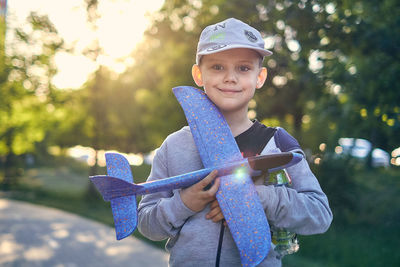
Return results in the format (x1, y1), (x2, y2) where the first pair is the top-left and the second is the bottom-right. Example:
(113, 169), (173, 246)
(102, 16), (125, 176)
(274, 127), (301, 152)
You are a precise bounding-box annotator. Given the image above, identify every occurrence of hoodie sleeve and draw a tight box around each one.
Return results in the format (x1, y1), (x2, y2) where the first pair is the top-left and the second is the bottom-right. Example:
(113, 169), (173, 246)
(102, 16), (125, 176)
(137, 140), (196, 241)
(255, 128), (333, 235)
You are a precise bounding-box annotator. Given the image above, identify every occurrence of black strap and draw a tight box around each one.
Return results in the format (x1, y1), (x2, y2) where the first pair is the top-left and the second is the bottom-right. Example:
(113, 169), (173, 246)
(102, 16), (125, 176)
(235, 121), (277, 158)
(215, 221), (225, 267)
(215, 122), (276, 266)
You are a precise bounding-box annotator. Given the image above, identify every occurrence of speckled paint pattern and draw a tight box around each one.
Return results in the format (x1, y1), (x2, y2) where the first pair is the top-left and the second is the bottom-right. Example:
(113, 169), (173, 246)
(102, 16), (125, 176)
(106, 153), (138, 240)
(173, 86), (271, 267)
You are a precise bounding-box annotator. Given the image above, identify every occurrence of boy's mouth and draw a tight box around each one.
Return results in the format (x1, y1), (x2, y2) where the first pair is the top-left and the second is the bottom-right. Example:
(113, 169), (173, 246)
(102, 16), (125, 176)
(218, 88), (241, 93)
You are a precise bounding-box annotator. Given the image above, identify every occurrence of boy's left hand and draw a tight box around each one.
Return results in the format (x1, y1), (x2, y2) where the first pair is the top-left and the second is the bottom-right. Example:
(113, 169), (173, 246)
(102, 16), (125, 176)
(206, 199), (226, 224)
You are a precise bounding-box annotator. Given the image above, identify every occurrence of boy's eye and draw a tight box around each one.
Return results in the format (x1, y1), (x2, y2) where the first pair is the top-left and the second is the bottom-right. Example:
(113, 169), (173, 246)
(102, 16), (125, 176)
(212, 64), (223, 70)
(239, 65), (251, 72)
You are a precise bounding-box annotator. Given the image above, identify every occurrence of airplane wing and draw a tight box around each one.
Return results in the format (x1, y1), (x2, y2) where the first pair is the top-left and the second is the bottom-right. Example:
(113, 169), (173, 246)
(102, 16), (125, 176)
(105, 153), (137, 240)
(173, 86), (271, 266)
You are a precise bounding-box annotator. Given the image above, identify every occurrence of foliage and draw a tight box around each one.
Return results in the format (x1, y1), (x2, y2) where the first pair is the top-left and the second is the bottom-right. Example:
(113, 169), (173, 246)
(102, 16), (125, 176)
(0, 13), (64, 186)
(284, 223), (400, 267)
(311, 152), (400, 228)
(10, 0), (393, 160)
(312, 153), (359, 223)
(314, 0), (400, 151)
(285, 159), (400, 266)
(114, 0), (399, 156)
(1, 0), (398, 174)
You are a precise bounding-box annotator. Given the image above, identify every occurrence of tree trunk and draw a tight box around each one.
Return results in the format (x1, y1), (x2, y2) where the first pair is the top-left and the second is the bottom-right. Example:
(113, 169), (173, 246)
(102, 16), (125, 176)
(2, 152), (15, 189)
(85, 148), (101, 200)
(1, 131), (17, 189)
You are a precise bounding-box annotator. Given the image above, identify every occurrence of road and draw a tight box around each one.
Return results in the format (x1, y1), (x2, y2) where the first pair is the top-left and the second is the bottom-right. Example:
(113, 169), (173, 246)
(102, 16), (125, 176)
(0, 198), (168, 267)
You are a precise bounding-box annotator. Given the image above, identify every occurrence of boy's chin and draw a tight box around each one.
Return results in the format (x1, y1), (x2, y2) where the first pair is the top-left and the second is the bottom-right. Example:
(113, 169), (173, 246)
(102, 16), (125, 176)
(217, 103), (248, 115)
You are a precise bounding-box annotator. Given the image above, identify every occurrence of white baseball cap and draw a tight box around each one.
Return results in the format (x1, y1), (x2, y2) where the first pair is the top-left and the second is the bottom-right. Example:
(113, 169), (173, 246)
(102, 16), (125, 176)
(196, 18), (273, 65)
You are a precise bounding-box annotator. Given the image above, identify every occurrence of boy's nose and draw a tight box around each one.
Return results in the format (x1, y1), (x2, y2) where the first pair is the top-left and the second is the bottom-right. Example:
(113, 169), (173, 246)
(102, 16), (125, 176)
(223, 69), (238, 83)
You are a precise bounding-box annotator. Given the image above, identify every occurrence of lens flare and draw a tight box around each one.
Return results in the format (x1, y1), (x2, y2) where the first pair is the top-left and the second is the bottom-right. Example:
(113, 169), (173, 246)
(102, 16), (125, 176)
(232, 166), (248, 182)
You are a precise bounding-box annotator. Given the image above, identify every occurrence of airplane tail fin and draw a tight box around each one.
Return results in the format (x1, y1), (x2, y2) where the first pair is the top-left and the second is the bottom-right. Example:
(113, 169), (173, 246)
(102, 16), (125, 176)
(105, 152), (138, 240)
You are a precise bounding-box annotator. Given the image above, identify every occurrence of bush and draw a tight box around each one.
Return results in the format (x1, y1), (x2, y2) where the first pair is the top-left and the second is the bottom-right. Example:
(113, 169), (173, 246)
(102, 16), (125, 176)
(311, 154), (360, 224)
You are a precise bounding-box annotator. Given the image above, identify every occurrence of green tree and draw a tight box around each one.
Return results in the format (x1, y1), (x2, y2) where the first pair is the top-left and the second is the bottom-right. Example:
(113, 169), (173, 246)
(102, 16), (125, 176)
(71, 0), (113, 184)
(101, 0), (399, 157)
(0, 13), (64, 187)
(317, 0), (400, 152)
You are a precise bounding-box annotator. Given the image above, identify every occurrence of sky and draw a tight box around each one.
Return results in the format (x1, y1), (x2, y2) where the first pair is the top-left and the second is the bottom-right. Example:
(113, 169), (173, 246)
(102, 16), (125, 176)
(6, 0), (165, 89)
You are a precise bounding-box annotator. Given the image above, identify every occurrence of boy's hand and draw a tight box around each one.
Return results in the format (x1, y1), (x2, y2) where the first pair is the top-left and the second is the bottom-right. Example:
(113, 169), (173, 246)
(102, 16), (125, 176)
(206, 199), (226, 224)
(180, 170), (220, 212)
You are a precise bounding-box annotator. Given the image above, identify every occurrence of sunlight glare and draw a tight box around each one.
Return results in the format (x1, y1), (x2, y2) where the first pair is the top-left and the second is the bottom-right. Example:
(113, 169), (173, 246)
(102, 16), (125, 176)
(23, 246), (54, 261)
(97, 1), (144, 59)
(52, 52), (97, 89)
(105, 245), (135, 256)
(0, 237), (23, 256)
(96, 0), (165, 59)
(66, 145), (144, 166)
(7, 0), (165, 89)
(0, 199), (9, 209)
(392, 147), (400, 158)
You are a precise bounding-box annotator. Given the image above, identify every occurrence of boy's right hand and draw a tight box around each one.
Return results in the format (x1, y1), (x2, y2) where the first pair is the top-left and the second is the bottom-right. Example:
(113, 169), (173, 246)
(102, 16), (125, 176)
(180, 170), (220, 212)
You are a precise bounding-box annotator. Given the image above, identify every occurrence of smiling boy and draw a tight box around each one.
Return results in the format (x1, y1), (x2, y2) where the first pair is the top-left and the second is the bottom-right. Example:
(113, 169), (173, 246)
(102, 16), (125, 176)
(192, 48), (267, 137)
(138, 18), (332, 266)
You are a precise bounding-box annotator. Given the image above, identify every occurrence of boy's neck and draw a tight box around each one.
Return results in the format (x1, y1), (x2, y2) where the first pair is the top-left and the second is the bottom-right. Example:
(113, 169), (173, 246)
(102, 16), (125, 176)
(222, 110), (253, 137)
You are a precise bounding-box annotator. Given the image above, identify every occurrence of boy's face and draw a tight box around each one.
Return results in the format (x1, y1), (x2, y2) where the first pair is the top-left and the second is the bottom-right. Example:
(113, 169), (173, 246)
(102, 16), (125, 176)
(192, 48), (267, 115)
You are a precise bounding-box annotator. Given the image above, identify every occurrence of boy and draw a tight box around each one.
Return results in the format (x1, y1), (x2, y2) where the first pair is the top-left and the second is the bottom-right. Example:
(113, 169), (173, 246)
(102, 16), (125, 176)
(138, 18), (332, 266)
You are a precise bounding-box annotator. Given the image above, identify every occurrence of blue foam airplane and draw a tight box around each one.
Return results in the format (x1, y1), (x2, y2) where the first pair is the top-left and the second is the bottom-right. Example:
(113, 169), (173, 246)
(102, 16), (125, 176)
(90, 152), (301, 201)
(89, 86), (303, 266)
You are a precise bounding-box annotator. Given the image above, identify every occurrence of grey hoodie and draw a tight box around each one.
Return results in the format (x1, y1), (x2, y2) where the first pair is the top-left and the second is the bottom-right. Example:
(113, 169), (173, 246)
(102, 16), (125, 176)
(138, 126), (332, 266)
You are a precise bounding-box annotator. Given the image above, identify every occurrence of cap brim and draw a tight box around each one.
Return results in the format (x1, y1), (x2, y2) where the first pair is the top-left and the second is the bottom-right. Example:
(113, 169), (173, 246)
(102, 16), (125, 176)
(196, 44), (272, 64)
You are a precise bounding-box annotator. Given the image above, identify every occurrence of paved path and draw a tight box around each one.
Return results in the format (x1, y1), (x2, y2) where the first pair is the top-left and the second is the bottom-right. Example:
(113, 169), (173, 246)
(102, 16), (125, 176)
(0, 198), (168, 267)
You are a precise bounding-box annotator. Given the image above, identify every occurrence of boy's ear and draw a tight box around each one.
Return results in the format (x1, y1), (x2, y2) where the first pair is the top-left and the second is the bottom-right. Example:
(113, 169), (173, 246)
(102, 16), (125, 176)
(192, 64), (203, 87)
(256, 67), (268, 89)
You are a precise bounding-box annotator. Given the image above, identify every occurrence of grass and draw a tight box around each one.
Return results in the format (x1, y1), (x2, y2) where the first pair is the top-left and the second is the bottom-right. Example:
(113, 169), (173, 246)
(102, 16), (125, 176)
(282, 166), (400, 267)
(284, 223), (400, 267)
(1, 156), (400, 266)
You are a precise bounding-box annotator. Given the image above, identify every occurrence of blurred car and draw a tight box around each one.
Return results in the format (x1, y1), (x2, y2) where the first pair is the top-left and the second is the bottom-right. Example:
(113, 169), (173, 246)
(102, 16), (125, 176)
(337, 138), (390, 168)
